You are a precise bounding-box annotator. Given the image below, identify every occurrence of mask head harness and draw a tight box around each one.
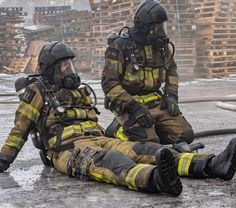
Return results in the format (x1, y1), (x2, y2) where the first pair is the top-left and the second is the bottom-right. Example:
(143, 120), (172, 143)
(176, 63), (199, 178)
(38, 41), (80, 89)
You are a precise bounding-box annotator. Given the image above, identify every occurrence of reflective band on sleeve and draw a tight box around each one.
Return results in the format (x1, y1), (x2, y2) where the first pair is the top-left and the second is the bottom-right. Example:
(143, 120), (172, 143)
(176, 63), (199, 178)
(75, 109), (87, 119)
(17, 101), (40, 123)
(67, 109), (87, 119)
(178, 153), (194, 176)
(6, 135), (25, 150)
(116, 126), (128, 141)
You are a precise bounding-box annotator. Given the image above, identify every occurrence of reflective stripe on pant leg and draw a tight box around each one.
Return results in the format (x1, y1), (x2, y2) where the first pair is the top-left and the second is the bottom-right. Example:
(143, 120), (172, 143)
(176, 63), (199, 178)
(177, 153), (213, 178)
(177, 153), (194, 176)
(125, 164), (155, 191)
(116, 126), (128, 141)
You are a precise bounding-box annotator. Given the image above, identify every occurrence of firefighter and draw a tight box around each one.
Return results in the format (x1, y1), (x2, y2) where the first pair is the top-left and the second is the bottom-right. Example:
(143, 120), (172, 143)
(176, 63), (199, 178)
(0, 41), (182, 196)
(102, 0), (194, 145)
(0, 42), (235, 198)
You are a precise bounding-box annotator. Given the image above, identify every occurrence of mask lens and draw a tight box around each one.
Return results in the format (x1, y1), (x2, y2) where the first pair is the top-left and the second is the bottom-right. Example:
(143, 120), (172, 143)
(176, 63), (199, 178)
(149, 22), (167, 38)
(59, 59), (76, 77)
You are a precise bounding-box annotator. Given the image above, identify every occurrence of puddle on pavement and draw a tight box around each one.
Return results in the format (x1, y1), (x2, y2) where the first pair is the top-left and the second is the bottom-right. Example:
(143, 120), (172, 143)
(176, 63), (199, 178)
(9, 165), (44, 190)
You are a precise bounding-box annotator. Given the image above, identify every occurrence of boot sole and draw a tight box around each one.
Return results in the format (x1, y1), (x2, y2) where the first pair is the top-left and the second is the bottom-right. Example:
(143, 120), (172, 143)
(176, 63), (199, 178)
(223, 139), (236, 180)
(156, 148), (183, 196)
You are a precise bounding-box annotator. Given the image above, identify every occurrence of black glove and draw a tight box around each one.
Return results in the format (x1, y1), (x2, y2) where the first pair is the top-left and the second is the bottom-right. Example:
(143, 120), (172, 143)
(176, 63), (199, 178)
(0, 158), (10, 172)
(161, 94), (180, 117)
(127, 101), (155, 128)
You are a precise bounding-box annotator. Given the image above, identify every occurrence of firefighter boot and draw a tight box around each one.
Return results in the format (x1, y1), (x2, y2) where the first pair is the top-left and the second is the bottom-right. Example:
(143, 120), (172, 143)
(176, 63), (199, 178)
(149, 147), (183, 196)
(205, 137), (236, 180)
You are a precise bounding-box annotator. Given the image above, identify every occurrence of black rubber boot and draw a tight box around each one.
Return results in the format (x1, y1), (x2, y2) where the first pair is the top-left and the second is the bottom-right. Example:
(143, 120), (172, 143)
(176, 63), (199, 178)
(153, 147), (183, 196)
(206, 137), (236, 180)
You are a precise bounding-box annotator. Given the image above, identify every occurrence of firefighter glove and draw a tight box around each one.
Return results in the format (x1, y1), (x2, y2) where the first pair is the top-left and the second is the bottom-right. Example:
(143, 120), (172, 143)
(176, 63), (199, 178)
(127, 101), (155, 128)
(161, 94), (180, 117)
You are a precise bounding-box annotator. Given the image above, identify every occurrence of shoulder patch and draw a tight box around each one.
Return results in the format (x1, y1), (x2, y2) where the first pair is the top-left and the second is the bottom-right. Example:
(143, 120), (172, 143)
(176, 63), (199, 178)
(106, 47), (119, 60)
(22, 88), (36, 104)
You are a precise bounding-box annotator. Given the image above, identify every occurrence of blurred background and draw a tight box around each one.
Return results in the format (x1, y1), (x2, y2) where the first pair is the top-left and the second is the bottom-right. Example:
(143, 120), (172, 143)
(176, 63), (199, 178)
(0, 0), (236, 81)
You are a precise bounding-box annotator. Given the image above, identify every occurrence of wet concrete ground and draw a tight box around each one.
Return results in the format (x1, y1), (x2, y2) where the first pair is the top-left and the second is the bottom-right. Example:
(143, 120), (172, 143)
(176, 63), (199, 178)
(0, 76), (236, 208)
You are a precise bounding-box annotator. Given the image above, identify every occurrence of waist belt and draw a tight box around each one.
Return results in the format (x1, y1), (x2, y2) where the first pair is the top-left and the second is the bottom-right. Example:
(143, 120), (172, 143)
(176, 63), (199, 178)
(48, 121), (100, 148)
(132, 92), (161, 104)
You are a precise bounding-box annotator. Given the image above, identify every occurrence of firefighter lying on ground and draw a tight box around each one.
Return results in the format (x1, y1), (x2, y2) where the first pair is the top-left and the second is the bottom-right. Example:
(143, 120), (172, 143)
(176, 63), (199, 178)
(102, 0), (194, 145)
(0, 41), (236, 197)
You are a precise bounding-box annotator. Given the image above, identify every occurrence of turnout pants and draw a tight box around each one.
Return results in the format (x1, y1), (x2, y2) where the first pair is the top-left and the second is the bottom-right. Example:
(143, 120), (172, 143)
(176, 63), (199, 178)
(115, 104), (194, 144)
(51, 137), (212, 191)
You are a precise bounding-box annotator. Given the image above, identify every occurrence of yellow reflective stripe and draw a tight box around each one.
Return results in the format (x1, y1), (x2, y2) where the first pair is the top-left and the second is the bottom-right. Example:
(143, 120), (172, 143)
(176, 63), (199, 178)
(69, 89), (81, 97)
(124, 72), (135, 81)
(125, 164), (149, 190)
(132, 93), (161, 104)
(48, 125), (82, 146)
(144, 70), (153, 89)
(75, 109), (87, 119)
(61, 126), (75, 139)
(124, 68), (144, 82)
(145, 46), (152, 60)
(6, 135), (25, 150)
(178, 153), (194, 176)
(153, 68), (159, 79)
(89, 172), (117, 185)
(66, 110), (75, 118)
(18, 101), (40, 123)
(80, 121), (97, 130)
(48, 122), (98, 147)
(66, 109), (87, 119)
(132, 95), (144, 103)
(116, 126), (128, 141)
(48, 137), (57, 146)
(141, 93), (160, 103)
(107, 85), (126, 99)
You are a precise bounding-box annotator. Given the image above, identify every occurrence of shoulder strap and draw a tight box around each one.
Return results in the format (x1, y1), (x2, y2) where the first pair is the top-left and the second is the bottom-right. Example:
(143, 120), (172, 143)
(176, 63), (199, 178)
(115, 32), (136, 80)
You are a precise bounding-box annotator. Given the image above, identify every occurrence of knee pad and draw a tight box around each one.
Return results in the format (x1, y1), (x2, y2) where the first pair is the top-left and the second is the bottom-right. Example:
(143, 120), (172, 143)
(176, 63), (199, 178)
(94, 150), (135, 176)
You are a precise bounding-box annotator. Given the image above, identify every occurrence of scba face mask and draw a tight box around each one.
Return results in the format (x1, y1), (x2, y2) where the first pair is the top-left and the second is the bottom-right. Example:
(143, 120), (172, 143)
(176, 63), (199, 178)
(54, 59), (80, 89)
(147, 22), (169, 47)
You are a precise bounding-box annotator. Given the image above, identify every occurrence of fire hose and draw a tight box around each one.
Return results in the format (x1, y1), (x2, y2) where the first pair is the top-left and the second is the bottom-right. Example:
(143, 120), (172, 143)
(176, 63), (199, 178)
(0, 93), (235, 138)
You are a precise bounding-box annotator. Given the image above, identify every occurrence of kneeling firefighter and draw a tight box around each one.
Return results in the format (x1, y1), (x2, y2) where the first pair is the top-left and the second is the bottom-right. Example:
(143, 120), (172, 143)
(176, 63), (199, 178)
(0, 41), (236, 197)
(102, 0), (194, 145)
